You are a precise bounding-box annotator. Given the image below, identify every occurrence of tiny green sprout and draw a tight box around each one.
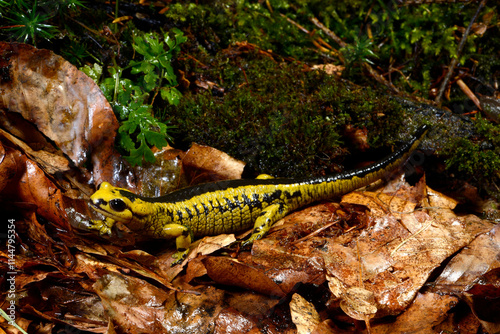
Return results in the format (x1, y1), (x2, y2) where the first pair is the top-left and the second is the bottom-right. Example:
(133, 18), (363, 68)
(6, 0), (58, 46)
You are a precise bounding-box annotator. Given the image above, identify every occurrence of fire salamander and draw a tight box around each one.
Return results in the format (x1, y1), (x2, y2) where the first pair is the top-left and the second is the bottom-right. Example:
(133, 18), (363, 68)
(90, 126), (428, 264)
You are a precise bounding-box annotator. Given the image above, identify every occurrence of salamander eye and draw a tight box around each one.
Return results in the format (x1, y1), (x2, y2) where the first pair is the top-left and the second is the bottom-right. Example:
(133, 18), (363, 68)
(109, 199), (127, 212)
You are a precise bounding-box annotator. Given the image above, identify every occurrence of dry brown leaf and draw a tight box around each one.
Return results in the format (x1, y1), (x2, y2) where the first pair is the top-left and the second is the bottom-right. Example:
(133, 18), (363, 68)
(21, 286), (107, 333)
(425, 186), (458, 209)
(203, 257), (285, 297)
(213, 308), (256, 334)
(433, 223), (500, 294)
(212, 291), (289, 334)
(195, 234), (236, 256)
(94, 272), (173, 333)
(0, 126), (70, 174)
(335, 188), (493, 316)
(339, 287), (377, 321)
(290, 293), (321, 334)
(370, 292), (459, 334)
(1, 152), (69, 228)
(463, 291), (500, 334)
(0, 142), (19, 192)
(182, 143), (245, 183)
(0, 42), (132, 187)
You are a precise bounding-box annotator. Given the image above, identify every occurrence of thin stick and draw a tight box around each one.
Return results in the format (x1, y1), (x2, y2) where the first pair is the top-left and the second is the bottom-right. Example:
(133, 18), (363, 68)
(435, 0), (488, 104)
(310, 17), (346, 47)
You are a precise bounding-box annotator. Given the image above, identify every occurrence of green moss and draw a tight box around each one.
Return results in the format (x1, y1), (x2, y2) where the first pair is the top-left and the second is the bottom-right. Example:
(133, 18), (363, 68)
(166, 55), (405, 177)
(444, 115), (500, 186)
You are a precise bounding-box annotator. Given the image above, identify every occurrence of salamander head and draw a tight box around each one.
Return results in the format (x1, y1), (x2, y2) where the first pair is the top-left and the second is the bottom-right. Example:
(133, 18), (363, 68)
(90, 182), (139, 223)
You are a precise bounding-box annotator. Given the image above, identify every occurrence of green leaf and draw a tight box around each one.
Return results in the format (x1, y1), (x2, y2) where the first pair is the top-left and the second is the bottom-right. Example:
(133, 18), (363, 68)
(160, 87), (182, 105)
(117, 131), (135, 151)
(145, 130), (168, 149)
(80, 63), (102, 83)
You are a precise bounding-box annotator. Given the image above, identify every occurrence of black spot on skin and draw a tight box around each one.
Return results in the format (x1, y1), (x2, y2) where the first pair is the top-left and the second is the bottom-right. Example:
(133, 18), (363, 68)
(185, 208), (193, 219)
(202, 202), (209, 214)
(242, 194), (251, 206)
(251, 194), (262, 209)
(225, 197), (236, 210)
(177, 210), (183, 220)
(182, 229), (190, 237)
(118, 190), (137, 202)
(262, 190), (282, 203)
(287, 190), (301, 199)
(193, 204), (200, 216)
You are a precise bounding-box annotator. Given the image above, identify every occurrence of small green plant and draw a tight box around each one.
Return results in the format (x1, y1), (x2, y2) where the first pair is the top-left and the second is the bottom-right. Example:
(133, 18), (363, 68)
(340, 36), (377, 76)
(82, 29), (186, 166)
(4, 0), (58, 46)
(130, 29), (187, 106)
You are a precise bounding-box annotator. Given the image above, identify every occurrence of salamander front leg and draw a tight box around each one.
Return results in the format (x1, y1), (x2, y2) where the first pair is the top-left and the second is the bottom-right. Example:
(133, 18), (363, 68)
(241, 203), (288, 247)
(159, 223), (193, 265)
(88, 217), (115, 236)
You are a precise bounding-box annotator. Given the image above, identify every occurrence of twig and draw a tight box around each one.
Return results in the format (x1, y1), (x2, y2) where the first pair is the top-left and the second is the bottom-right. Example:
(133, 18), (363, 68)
(291, 218), (340, 245)
(281, 14), (337, 55)
(435, 0), (488, 104)
(310, 17), (346, 48)
(456, 78), (481, 109)
(280, 13), (310, 34)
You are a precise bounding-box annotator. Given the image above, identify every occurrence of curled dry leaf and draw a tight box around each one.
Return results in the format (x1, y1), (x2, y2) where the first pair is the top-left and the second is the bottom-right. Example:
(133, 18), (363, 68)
(339, 287), (377, 322)
(94, 272), (173, 333)
(182, 143), (245, 183)
(370, 292), (459, 334)
(290, 293), (321, 334)
(195, 234), (236, 256)
(433, 223), (500, 294)
(0, 127), (70, 174)
(2, 151), (68, 228)
(0, 42), (132, 187)
(0, 141), (19, 192)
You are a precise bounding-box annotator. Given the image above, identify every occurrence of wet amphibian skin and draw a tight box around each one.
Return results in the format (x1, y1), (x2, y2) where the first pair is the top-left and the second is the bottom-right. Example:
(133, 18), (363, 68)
(90, 126), (429, 264)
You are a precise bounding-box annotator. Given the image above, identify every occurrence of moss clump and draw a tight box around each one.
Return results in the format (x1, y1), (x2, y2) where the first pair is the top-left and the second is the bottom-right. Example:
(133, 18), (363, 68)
(166, 55), (405, 177)
(443, 115), (500, 195)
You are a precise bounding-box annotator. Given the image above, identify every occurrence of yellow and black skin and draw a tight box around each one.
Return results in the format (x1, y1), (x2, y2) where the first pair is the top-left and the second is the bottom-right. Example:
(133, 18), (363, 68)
(90, 126), (428, 264)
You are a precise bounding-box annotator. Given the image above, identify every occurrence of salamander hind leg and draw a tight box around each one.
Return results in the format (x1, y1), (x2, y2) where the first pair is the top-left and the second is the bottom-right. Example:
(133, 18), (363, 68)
(159, 223), (194, 265)
(241, 202), (289, 247)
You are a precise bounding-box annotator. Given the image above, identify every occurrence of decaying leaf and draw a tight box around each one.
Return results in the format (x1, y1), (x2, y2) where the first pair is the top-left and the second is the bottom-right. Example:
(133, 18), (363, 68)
(182, 143), (245, 183)
(370, 292), (459, 334)
(334, 189), (493, 316)
(339, 287), (377, 322)
(0, 42), (132, 187)
(203, 256), (285, 297)
(290, 293), (321, 334)
(195, 234), (237, 256)
(0, 127), (70, 174)
(433, 223), (500, 294)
